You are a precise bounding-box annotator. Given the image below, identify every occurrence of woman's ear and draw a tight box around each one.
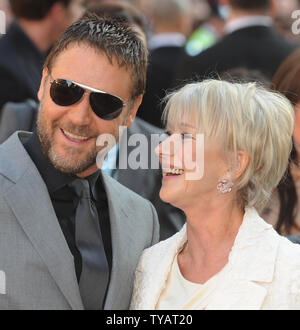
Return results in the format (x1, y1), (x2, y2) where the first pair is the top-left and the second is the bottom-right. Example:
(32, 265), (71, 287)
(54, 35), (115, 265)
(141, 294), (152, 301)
(234, 150), (250, 180)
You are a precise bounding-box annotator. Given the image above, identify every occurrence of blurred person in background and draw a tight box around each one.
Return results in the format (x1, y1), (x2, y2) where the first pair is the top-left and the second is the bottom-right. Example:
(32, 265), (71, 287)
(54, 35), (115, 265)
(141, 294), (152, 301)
(129, 0), (151, 16)
(137, 0), (193, 129)
(271, 0), (300, 44)
(220, 67), (271, 88)
(0, 0), (85, 111)
(174, 0), (299, 86)
(261, 49), (300, 241)
(0, 0), (13, 33)
(185, 0), (225, 56)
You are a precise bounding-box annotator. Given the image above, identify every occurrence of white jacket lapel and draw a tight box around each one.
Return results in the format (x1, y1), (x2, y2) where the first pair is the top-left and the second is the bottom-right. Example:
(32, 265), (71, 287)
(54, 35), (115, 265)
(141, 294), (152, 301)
(207, 208), (279, 310)
(131, 225), (187, 309)
(206, 277), (268, 310)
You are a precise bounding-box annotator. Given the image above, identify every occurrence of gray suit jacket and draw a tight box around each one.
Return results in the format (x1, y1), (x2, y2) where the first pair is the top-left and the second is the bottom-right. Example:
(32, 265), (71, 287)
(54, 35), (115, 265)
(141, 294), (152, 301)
(0, 131), (159, 310)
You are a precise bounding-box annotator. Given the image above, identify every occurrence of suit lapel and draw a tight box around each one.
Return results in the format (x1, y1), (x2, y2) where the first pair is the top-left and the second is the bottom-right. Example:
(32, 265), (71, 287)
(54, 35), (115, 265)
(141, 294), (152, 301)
(132, 227), (187, 309)
(207, 208), (279, 310)
(101, 173), (138, 309)
(4, 166), (83, 310)
(0, 133), (83, 310)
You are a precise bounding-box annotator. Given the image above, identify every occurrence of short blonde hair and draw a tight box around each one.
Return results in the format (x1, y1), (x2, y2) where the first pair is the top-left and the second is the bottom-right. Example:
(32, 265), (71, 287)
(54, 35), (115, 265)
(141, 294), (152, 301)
(163, 79), (295, 211)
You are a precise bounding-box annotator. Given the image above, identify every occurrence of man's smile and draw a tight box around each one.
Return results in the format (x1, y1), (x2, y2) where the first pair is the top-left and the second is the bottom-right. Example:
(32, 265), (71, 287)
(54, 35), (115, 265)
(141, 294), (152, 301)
(60, 128), (92, 144)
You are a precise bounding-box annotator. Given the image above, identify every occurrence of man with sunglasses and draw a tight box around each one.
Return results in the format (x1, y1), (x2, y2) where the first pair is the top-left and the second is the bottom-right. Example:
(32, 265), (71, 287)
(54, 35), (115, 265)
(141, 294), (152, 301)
(0, 15), (159, 310)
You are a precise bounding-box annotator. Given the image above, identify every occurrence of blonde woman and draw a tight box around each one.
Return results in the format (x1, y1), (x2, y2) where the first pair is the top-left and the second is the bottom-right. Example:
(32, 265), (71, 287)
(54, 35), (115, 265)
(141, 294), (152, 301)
(130, 80), (300, 310)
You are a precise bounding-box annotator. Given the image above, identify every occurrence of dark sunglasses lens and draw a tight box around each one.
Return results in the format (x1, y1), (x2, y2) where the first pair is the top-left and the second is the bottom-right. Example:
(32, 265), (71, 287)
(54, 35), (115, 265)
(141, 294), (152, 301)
(50, 79), (84, 106)
(90, 92), (123, 120)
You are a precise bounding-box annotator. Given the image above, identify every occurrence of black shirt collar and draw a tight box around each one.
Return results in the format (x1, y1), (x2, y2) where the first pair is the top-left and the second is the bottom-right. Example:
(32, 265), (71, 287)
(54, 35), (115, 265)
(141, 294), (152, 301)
(24, 130), (101, 197)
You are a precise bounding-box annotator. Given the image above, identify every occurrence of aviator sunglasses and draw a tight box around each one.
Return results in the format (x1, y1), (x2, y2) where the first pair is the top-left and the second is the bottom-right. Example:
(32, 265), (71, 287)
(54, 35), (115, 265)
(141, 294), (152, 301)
(49, 76), (127, 120)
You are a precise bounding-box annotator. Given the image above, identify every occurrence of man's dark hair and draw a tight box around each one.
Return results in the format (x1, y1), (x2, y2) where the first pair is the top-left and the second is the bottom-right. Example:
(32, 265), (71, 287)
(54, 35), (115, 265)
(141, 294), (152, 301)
(228, 0), (270, 10)
(9, 0), (71, 20)
(44, 14), (148, 100)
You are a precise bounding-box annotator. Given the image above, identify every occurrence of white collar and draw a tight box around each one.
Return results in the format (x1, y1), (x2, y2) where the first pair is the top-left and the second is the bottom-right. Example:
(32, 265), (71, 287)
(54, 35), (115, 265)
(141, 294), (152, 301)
(148, 33), (186, 51)
(225, 15), (273, 35)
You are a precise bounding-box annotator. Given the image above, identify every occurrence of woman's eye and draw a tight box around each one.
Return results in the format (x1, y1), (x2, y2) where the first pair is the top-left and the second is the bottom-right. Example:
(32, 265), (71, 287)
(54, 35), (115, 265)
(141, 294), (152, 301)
(163, 131), (195, 140)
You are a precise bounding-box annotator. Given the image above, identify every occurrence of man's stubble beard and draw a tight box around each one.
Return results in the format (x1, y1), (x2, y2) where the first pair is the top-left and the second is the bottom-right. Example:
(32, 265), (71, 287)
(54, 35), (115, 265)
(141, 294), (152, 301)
(36, 102), (125, 175)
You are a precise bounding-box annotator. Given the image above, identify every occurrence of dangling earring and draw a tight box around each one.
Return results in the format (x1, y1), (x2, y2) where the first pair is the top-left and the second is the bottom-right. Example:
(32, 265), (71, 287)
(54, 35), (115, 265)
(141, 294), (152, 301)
(217, 179), (234, 194)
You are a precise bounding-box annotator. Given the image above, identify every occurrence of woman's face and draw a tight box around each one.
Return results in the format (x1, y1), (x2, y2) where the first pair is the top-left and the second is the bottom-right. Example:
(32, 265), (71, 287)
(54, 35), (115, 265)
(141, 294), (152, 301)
(155, 121), (230, 210)
(293, 102), (300, 147)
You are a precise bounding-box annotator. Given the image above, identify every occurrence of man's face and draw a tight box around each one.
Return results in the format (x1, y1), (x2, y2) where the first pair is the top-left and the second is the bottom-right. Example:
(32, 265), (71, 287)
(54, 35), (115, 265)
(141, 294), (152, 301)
(37, 44), (142, 177)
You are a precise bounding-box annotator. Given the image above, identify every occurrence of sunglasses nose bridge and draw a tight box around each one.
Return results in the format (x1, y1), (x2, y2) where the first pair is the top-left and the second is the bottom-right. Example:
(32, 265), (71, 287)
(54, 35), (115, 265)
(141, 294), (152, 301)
(78, 83), (89, 96)
(67, 90), (94, 124)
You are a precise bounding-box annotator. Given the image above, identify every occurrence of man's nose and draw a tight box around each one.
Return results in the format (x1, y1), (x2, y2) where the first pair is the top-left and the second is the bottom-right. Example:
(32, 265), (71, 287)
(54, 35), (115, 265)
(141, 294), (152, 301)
(66, 92), (93, 126)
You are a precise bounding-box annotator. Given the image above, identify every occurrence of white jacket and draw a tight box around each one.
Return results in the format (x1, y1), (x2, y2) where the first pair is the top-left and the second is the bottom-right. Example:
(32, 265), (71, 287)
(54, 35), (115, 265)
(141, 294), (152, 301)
(130, 207), (300, 310)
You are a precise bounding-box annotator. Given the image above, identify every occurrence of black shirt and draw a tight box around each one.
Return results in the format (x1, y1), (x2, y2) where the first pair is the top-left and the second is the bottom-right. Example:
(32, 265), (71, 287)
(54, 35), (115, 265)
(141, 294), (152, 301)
(23, 131), (112, 282)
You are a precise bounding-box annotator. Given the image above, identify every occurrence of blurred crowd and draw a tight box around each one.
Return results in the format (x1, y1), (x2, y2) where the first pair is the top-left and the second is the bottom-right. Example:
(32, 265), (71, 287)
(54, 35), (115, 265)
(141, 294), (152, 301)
(0, 0), (300, 240)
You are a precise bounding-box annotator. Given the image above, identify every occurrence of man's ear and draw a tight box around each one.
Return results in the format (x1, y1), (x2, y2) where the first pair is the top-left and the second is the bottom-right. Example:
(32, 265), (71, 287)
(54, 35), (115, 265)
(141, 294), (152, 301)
(37, 67), (49, 102)
(125, 94), (143, 127)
